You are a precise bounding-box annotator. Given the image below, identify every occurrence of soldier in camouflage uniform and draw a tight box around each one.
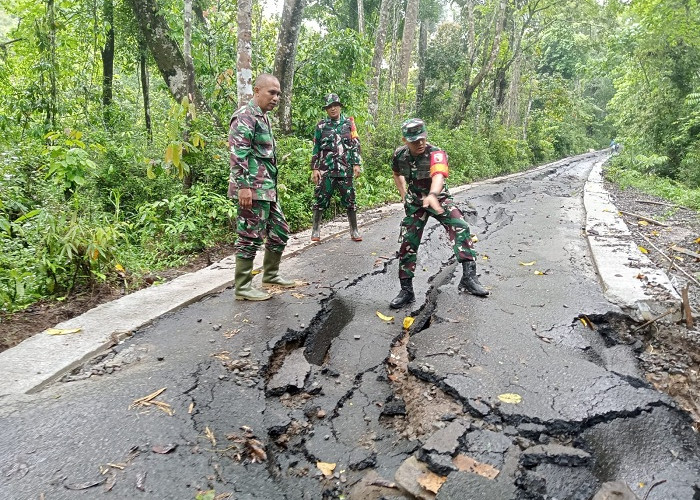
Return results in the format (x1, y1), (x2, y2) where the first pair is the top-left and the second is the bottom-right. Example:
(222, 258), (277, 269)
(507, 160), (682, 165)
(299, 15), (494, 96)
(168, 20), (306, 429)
(389, 118), (489, 309)
(310, 93), (363, 242)
(228, 73), (295, 301)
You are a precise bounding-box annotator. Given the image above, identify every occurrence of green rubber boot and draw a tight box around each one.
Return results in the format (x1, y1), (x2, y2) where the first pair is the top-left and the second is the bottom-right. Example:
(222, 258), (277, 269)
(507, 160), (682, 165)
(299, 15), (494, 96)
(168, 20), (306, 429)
(235, 257), (271, 301)
(262, 251), (295, 288)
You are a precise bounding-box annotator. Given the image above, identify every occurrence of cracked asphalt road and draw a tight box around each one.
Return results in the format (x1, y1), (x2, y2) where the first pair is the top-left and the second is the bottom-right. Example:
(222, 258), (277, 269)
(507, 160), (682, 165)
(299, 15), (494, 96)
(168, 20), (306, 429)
(1, 153), (699, 500)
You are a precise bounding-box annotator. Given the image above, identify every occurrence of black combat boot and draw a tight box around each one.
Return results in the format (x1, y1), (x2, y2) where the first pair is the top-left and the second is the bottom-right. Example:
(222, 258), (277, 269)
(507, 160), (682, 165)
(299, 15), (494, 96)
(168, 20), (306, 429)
(459, 260), (489, 296)
(347, 210), (362, 241)
(390, 278), (415, 309)
(311, 209), (323, 241)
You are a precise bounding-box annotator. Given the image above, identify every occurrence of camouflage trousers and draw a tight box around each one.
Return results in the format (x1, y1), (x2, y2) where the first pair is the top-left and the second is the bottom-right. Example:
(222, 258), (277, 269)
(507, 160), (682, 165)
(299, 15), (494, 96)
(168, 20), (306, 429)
(398, 193), (477, 279)
(313, 174), (356, 211)
(234, 200), (289, 260)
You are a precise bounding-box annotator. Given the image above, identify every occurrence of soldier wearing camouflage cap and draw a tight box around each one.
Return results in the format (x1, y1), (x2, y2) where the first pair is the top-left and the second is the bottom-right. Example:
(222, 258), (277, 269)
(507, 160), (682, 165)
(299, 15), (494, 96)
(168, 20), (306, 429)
(228, 73), (295, 301)
(310, 93), (363, 242)
(389, 118), (489, 309)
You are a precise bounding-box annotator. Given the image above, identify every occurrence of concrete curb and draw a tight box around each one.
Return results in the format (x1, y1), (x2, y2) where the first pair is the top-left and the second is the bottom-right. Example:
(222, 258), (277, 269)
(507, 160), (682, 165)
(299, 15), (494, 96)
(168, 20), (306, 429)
(583, 159), (681, 322)
(0, 151), (639, 396)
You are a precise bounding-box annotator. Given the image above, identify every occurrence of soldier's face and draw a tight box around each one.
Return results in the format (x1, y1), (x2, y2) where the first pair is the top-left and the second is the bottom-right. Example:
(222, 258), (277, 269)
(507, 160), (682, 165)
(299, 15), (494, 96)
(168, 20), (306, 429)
(325, 104), (341, 119)
(405, 137), (427, 156)
(254, 79), (281, 112)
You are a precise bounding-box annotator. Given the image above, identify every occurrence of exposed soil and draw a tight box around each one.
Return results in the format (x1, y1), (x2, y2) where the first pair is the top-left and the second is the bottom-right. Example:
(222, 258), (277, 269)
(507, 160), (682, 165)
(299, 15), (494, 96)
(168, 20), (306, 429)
(603, 174), (700, 430)
(0, 242), (237, 353)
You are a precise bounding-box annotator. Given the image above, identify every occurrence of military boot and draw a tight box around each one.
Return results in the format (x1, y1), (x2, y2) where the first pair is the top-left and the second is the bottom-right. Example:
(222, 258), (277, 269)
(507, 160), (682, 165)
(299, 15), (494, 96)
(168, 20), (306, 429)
(311, 209), (323, 241)
(235, 257), (271, 301)
(459, 260), (489, 296)
(347, 210), (362, 241)
(390, 278), (415, 309)
(262, 251), (295, 288)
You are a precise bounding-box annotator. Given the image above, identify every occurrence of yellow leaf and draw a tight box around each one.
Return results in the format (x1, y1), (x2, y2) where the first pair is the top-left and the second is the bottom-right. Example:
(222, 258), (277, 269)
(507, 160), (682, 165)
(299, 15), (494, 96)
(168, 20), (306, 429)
(452, 454), (500, 479)
(638, 220), (649, 226)
(638, 246), (649, 254)
(695, 237), (700, 244)
(403, 317), (414, 330)
(376, 311), (394, 322)
(471, 235), (479, 242)
(482, 255), (489, 260)
(164, 144), (174, 164)
(46, 328), (82, 336)
(651, 231), (659, 237)
(317, 461), (336, 477)
(251, 269), (261, 275)
(498, 393), (522, 404)
(417, 471), (447, 494)
(115, 264), (125, 272)
(519, 261), (536, 266)
(534, 270), (545, 275)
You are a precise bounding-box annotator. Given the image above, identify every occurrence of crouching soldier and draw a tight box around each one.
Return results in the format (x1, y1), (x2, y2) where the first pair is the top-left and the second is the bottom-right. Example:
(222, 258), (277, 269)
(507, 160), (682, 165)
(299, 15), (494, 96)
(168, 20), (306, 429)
(389, 118), (489, 309)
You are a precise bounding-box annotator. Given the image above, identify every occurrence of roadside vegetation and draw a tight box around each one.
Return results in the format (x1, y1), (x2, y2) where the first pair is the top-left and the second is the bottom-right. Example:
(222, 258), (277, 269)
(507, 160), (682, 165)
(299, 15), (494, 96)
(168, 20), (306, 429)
(0, 0), (697, 315)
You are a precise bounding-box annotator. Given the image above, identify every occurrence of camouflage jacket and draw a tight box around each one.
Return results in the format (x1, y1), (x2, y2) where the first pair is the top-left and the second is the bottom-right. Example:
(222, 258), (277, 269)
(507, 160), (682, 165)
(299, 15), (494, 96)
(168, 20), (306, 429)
(392, 143), (449, 197)
(311, 115), (362, 177)
(228, 100), (278, 202)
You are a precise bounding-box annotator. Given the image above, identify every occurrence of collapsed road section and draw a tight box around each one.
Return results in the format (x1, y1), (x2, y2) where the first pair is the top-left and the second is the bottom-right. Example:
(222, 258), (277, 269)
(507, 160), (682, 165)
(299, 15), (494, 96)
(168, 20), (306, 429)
(1, 153), (698, 500)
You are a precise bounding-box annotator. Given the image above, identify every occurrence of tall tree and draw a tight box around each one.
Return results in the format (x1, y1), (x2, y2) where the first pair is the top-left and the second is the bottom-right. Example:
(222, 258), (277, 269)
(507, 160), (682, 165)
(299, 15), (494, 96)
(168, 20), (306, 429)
(452, 0), (507, 127)
(236, 0), (253, 105)
(101, 0), (115, 123)
(125, 0), (209, 113)
(415, 18), (428, 113)
(183, 0), (195, 191)
(397, 0), (420, 91)
(273, 0), (306, 133)
(138, 38), (153, 142)
(357, 0), (365, 35)
(368, 0), (392, 120)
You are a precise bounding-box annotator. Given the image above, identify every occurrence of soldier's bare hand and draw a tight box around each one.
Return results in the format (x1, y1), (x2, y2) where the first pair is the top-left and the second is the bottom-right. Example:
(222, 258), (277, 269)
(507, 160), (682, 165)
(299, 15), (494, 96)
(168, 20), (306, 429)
(422, 193), (444, 214)
(238, 188), (253, 210)
(353, 165), (361, 178)
(312, 170), (321, 185)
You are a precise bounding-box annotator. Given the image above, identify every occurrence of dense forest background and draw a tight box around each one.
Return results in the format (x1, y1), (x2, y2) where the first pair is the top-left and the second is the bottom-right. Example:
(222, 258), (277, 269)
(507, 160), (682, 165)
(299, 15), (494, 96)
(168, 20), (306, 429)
(0, 0), (698, 313)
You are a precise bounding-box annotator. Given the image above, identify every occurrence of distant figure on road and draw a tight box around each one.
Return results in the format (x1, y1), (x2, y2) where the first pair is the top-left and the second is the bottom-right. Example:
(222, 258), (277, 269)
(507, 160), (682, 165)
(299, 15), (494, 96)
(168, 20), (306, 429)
(389, 118), (489, 309)
(610, 139), (620, 154)
(310, 93), (363, 242)
(228, 74), (295, 301)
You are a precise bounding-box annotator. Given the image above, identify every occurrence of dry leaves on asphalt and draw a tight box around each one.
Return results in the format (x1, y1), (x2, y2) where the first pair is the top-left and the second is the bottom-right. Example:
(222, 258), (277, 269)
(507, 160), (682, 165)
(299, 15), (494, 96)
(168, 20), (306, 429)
(417, 470), (447, 494)
(46, 327), (81, 336)
(498, 393), (523, 404)
(128, 388), (173, 416)
(316, 461), (336, 478)
(225, 426), (267, 463)
(376, 311), (394, 322)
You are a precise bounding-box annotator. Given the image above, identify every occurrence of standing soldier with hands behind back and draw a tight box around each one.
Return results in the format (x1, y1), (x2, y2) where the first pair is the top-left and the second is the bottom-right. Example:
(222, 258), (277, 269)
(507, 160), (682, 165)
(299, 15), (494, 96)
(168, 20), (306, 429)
(389, 118), (489, 309)
(310, 93), (363, 242)
(228, 73), (295, 301)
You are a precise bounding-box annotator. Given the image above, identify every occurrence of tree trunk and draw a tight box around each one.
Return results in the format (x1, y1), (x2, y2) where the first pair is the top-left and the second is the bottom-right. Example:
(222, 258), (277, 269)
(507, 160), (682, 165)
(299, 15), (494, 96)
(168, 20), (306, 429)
(138, 38), (153, 143)
(273, 0), (306, 134)
(415, 18), (428, 115)
(101, 0), (115, 124)
(397, 0), (419, 91)
(46, 0), (58, 128)
(452, 0), (506, 127)
(183, 0), (195, 191)
(357, 0), (364, 35)
(236, 0), (253, 105)
(125, 0), (209, 113)
(368, 0), (392, 120)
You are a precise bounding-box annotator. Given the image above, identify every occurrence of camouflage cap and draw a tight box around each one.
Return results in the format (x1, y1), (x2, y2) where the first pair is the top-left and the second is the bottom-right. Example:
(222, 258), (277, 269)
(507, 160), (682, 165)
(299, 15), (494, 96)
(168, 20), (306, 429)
(401, 118), (427, 142)
(323, 93), (342, 108)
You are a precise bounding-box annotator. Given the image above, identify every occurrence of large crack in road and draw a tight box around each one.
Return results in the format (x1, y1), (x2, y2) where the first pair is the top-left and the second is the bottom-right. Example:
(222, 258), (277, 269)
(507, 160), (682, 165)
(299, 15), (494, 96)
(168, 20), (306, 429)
(1, 153), (699, 499)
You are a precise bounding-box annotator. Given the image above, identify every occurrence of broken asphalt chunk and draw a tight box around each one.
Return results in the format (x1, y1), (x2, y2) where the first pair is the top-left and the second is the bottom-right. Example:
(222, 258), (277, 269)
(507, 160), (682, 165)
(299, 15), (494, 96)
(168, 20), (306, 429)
(421, 420), (468, 456)
(380, 396), (406, 417)
(520, 444), (592, 468)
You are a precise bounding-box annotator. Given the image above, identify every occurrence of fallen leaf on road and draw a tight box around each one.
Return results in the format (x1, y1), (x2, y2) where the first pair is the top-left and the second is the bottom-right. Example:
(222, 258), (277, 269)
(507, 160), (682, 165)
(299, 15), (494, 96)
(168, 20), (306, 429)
(452, 454), (499, 479)
(205, 427), (217, 447)
(63, 477), (106, 490)
(195, 491), (216, 500)
(211, 351), (231, 361)
(534, 270), (548, 275)
(482, 255), (489, 260)
(129, 388), (173, 416)
(151, 444), (177, 454)
(417, 471), (446, 493)
(317, 461), (336, 477)
(638, 220), (649, 226)
(519, 261), (536, 266)
(579, 315), (595, 330)
(291, 292), (305, 299)
(106, 463), (125, 470)
(104, 472), (116, 492)
(482, 345), (491, 353)
(46, 328), (81, 336)
(376, 311), (394, 322)
(403, 317), (414, 330)
(471, 235), (479, 242)
(498, 393), (522, 404)
(247, 439), (267, 462)
(636, 273), (646, 279)
(188, 402), (195, 414)
(223, 328), (240, 339)
(638, 246), (649, 254)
